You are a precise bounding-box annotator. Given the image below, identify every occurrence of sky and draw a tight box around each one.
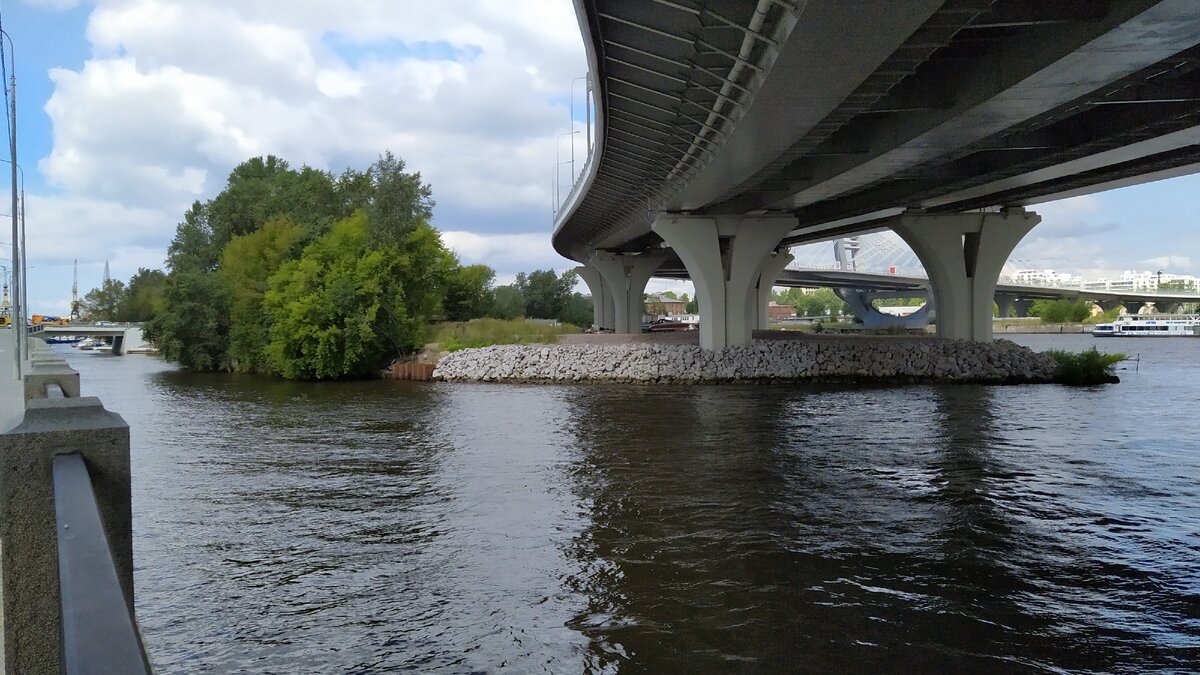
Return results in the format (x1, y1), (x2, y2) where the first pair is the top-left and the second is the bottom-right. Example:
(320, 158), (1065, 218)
(1, 0), (1198, 315)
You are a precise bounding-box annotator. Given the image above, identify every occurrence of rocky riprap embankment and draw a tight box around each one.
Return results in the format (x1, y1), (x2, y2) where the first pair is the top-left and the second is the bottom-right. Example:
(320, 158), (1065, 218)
(432, 338), (1059, 384)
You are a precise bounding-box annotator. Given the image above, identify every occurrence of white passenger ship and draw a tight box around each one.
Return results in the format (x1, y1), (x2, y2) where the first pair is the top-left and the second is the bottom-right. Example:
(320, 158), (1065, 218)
(1092, 314), (1200, 337)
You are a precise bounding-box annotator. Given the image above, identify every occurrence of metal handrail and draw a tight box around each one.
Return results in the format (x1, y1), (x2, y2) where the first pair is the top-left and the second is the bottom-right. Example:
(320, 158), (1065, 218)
(53, 453), (153, 674)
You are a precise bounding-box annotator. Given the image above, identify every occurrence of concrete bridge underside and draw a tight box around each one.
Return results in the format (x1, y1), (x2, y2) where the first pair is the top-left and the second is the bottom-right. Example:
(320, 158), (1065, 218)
(555, 0), (1200, 349)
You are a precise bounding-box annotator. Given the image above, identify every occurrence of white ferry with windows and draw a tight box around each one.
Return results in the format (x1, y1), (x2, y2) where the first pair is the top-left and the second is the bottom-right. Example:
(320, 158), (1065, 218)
(1092, 314), (1200, 337)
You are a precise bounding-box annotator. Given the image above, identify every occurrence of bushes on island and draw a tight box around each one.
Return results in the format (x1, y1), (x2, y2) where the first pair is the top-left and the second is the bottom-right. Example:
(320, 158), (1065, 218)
(1048, 347), (1125, 385)
(144, 152), (459, 379)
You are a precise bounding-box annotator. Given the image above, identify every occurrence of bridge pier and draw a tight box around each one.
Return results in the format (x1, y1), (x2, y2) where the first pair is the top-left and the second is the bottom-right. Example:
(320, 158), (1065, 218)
(652, 214), (797, 350)
(752, 249), (794, 330)
(589, 252), (665, 334)
(995, 293), (1015, 318)
(1013, 299), (1033, 318)
(1123, 301), (1146, 315)
(574, 265), (616, 331)
(840, 288), (933, 329)
(890, 208), (1040, 341)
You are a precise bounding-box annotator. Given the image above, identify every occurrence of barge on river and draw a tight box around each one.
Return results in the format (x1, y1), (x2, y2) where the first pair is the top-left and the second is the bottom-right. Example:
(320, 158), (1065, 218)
(1092, 314), (1200, 337)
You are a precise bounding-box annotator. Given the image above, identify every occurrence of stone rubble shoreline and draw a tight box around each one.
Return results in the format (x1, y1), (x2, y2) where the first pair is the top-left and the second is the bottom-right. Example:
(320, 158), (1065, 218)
(432, 337), (1060, 384)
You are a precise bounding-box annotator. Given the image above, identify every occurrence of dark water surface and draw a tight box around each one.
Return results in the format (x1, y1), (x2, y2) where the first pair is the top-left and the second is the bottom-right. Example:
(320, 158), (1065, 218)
(59, 335), (1200, 673)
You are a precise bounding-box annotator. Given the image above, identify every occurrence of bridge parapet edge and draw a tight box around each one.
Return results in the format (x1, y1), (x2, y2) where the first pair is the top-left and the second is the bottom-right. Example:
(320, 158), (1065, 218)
(0, 339), (141, 672)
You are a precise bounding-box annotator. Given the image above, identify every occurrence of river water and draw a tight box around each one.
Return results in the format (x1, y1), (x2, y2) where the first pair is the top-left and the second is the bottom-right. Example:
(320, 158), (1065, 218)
(57, 334), (1199, 673)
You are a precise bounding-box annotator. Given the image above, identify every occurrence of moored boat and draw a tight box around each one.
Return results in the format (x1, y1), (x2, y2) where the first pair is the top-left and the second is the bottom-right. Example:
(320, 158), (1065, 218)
(1092, 314), (1200, 337)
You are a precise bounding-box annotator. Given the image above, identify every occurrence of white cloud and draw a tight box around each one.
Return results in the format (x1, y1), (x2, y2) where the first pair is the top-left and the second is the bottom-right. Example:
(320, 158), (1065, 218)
(1142, 255), (1192, 270)
(441, 230), (562, 274)
(24, 0), (587, 301)
(1036, 194), (1101, 217)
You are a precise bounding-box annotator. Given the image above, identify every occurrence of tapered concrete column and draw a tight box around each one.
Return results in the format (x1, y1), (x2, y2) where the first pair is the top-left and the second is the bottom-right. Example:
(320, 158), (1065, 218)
(995, 293), (1015, 318)
(588, 252), (665, 333)
(1123, 301), (1145, 315)
(754, 250), (794, 330)
(890, 208), (1040, 341)
(1013, 299), (1033, 317)
(574, 265), (615, 330)
(652, 214), (797, 349)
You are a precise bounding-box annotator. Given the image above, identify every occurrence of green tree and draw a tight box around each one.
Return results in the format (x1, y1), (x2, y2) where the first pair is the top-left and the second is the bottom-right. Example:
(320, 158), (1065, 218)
(1032, 299), (1091, 323)
(517, 269), (578, 319)
(150, 151), (449, 376)
(143, 270), (230, 370)
(216, 217), (304, 371)
(490, 285), (525, 319)
(560, 292), (594, 327)
(118, 268), (167, 322)
(263, 213), (455, 380)
(80, 279), (127, 321)
(444, 264), (496, 321)
(365, 151), (435, 247)
(1160, 279), (1196, 291)
(166, 201), (219, 272)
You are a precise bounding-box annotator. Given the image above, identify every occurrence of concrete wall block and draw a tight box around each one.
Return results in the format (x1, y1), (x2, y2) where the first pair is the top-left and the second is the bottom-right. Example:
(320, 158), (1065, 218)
(0, 397), (131, 674)
(22, 365), (82, 400)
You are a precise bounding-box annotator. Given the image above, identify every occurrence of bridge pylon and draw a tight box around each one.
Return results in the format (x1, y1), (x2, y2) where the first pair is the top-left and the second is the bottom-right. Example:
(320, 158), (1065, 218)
(889, 208), (1040, 341)
(652, 214), (797, 350)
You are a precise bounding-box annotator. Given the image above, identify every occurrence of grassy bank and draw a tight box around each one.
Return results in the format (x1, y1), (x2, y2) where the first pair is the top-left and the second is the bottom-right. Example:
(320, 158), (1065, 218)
(431, 318), (583, 352)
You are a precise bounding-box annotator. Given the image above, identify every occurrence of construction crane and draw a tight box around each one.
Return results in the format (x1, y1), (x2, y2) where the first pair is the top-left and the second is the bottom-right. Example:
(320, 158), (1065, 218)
(69, 259), (80, 320)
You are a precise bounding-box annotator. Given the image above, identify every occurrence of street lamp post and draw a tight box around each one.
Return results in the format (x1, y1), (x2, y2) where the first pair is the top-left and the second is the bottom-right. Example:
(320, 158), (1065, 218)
(0, 28), (20, 377)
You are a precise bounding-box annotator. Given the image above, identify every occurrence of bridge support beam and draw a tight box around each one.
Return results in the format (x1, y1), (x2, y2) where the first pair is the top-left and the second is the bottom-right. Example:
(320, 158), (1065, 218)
(1123, 301), (1145, 315)
(574, 265), (615, 331)
(652, 214), (797, 350)
(839, 288), (933, 329)
(753, 250), (794, 330)
(1013, 299), (1033, 318)
(890, 208), (1040, 341)
(588, 252), (665, 334)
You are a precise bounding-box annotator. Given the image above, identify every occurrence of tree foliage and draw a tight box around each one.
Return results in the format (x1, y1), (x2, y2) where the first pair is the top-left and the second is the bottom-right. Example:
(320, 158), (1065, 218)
(80, 279), (127, 322)
(145, 152), (463, 379)
(515, 269), (579, 320)
(772, 287), (850, 317)
(490, 285), (526, 320)
(444, 264), (496, 322)
(1030, 299), (1092, 323)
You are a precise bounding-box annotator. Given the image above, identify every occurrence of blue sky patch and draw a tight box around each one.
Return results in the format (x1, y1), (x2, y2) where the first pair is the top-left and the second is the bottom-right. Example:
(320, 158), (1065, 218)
(322, 33), (482, 66)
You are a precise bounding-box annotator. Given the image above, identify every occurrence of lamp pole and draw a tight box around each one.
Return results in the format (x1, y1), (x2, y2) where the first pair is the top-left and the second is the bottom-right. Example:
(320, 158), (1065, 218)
(1, 28), (19, 377)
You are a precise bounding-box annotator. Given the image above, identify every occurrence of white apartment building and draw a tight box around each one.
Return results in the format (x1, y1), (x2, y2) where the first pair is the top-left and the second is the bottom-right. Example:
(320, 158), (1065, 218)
(1080, 270), (1199, 292)
(1012, 269), (1080, 287)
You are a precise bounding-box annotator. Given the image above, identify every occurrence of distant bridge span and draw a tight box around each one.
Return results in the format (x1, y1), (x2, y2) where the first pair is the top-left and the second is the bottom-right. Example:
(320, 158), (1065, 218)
(32, 324), (148, 356)
(557, 1), (1200, 348)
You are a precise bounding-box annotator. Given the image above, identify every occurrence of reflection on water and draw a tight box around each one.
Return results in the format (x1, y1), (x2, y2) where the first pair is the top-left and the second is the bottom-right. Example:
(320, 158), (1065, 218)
(58, 338), (1200, 673)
